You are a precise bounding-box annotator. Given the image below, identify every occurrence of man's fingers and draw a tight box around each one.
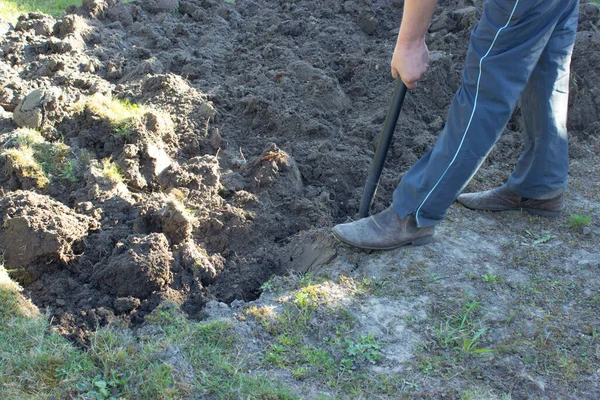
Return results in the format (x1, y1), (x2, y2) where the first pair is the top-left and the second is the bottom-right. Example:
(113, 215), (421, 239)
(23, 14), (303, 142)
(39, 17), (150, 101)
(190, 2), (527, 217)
(391, 66), (418, 89)
(401, 73), (418, 89)
(405, 80), (417, 90)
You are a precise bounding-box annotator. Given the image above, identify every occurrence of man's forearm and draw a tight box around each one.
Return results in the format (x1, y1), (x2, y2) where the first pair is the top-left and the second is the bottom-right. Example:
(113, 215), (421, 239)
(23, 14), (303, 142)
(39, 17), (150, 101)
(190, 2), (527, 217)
(397, 0), (438, 44)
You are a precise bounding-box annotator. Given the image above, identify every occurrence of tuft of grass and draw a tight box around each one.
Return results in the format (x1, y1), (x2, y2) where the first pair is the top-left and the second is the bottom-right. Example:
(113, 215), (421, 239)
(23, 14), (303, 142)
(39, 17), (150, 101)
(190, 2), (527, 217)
(73, 93), (147, 133)
(0, 266), (37, 319)
(435, 299), (492, 355)
(72, 93), (173, 139)
(1, 129), (80, 186)
(482, 273), (503, 284)
(567, 213), (592, 231)
(13, 127), (45, 146)
(99, 158), (124, 184)
(3, 146), (50, 188)
(35, 140), (79, 183)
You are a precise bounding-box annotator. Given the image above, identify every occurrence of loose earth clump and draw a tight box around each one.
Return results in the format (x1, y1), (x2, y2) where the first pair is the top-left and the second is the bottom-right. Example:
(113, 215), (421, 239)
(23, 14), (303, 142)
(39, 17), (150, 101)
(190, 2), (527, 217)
(0, 0), (599, 358)
(0, 190), (99, 270)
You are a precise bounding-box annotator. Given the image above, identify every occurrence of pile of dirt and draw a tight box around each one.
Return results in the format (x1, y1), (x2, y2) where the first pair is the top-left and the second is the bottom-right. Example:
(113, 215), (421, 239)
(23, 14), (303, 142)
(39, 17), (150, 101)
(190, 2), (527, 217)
(0, 190), (99, 270)
(0, 0), (599, 344)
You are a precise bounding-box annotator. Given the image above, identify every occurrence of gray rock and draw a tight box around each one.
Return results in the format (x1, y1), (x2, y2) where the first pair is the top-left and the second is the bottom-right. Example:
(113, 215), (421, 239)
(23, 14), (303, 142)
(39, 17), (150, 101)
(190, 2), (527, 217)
(13, 88), (62, 130)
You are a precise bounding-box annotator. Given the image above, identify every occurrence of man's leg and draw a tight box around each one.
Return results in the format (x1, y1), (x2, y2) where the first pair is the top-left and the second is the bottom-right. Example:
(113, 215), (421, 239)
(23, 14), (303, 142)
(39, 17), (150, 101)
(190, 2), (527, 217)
(505, 3), (578, 200)
(392, 0), (578, 228)
(456, 0), (578, 216)
(333, 0), (578, 249)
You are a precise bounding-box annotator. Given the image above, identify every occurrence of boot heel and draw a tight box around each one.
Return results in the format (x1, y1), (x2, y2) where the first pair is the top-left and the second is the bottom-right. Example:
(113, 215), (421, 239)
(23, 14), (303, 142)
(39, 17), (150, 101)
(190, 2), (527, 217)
(412, 235), (433, 246)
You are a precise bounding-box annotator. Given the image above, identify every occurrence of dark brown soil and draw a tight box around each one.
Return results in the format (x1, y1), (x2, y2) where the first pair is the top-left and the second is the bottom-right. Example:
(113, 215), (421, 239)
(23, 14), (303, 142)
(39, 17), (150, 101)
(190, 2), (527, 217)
(0, 0), (599, 351)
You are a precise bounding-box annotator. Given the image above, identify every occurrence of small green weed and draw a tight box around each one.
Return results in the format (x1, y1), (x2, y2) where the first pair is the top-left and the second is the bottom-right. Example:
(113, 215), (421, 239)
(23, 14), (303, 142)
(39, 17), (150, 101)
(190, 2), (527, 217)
(435, 300), (493, 355)
(343, 334), (382, 367)
(75, 374), (127, 399)
(523, 229), (553, 245)
(99, 159), (124, 184)
(482, 273), (503, 284)
(568, 213), (592, 231)
(404, 314), (417, 326)
(260, 275), (276, 292)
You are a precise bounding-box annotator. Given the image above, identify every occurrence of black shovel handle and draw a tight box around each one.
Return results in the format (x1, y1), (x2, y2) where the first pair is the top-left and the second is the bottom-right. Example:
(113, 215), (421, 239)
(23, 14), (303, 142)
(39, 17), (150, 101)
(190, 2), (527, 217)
(359, 79), (408, 218)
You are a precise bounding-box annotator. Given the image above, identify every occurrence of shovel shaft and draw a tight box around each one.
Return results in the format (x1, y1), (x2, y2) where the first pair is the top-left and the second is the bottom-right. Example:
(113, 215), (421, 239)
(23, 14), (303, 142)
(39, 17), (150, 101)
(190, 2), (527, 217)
(359, 79), (407, 218)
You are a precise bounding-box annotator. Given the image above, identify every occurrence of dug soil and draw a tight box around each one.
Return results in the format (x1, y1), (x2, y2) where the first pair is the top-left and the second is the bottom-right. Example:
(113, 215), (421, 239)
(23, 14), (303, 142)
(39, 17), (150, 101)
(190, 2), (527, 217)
(0, 0), (599, 369)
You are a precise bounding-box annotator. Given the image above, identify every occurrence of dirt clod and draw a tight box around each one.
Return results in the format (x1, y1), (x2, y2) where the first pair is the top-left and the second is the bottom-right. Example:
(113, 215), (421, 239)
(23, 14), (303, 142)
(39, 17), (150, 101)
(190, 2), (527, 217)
(174, 240), (224, 285)
(0, 191), (99, 269)
(113, 296), (141, 313)
(133, 196), (194, 246)
(92, 233), (173, 299)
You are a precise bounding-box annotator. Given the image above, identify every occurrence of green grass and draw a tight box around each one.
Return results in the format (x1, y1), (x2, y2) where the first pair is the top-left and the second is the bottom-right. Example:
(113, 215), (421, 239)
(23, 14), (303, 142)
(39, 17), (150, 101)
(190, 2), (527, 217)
(99, 158), (124, 184)
(72, 93), (174, 140)
(1, 262), (296, 399)
(245, 278), (409, 397)
(482, 273), (503, 284)
(568, 213), (592, 231)
(1, 128), (81, 188)
(72, 93), (149, 133)
(434, 299), (492, 355)
(0, 0), (81, 23)
(3, 146), (50, 189)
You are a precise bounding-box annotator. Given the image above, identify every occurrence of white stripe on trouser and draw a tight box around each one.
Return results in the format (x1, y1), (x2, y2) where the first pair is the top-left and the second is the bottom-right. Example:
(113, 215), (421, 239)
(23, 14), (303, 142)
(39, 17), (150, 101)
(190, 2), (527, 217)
(415, 0), (522, 227)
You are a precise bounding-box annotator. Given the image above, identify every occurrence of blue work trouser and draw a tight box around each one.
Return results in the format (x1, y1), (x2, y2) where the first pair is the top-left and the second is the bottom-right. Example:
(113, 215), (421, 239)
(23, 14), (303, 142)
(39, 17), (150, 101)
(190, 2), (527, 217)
(392, 0), (579, 227)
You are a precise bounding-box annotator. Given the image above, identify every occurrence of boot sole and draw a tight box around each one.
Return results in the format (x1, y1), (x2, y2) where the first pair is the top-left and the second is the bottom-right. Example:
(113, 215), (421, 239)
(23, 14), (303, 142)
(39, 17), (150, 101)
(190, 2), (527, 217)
(460, 204), (563, 218)
(523, 207), (563, 217)
(331, 231), (433, 250)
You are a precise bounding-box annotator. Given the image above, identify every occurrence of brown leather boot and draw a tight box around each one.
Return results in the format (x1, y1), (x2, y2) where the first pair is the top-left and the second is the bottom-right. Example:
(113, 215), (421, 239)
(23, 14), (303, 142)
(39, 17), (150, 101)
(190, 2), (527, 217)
(456, 185), (565, 217)
(332, 207), (435, 250)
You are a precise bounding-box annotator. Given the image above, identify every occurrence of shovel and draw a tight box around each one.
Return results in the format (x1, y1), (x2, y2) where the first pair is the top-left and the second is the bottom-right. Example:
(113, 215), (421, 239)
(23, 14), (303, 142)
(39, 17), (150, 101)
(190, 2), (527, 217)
(359, 79), (408, 218)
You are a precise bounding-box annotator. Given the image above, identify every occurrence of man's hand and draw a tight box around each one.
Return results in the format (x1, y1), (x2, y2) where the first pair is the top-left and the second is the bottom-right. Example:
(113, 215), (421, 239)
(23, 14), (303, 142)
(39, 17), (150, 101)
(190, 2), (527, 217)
(392, 0), (438, 89)
(391, 40), (429, 89)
